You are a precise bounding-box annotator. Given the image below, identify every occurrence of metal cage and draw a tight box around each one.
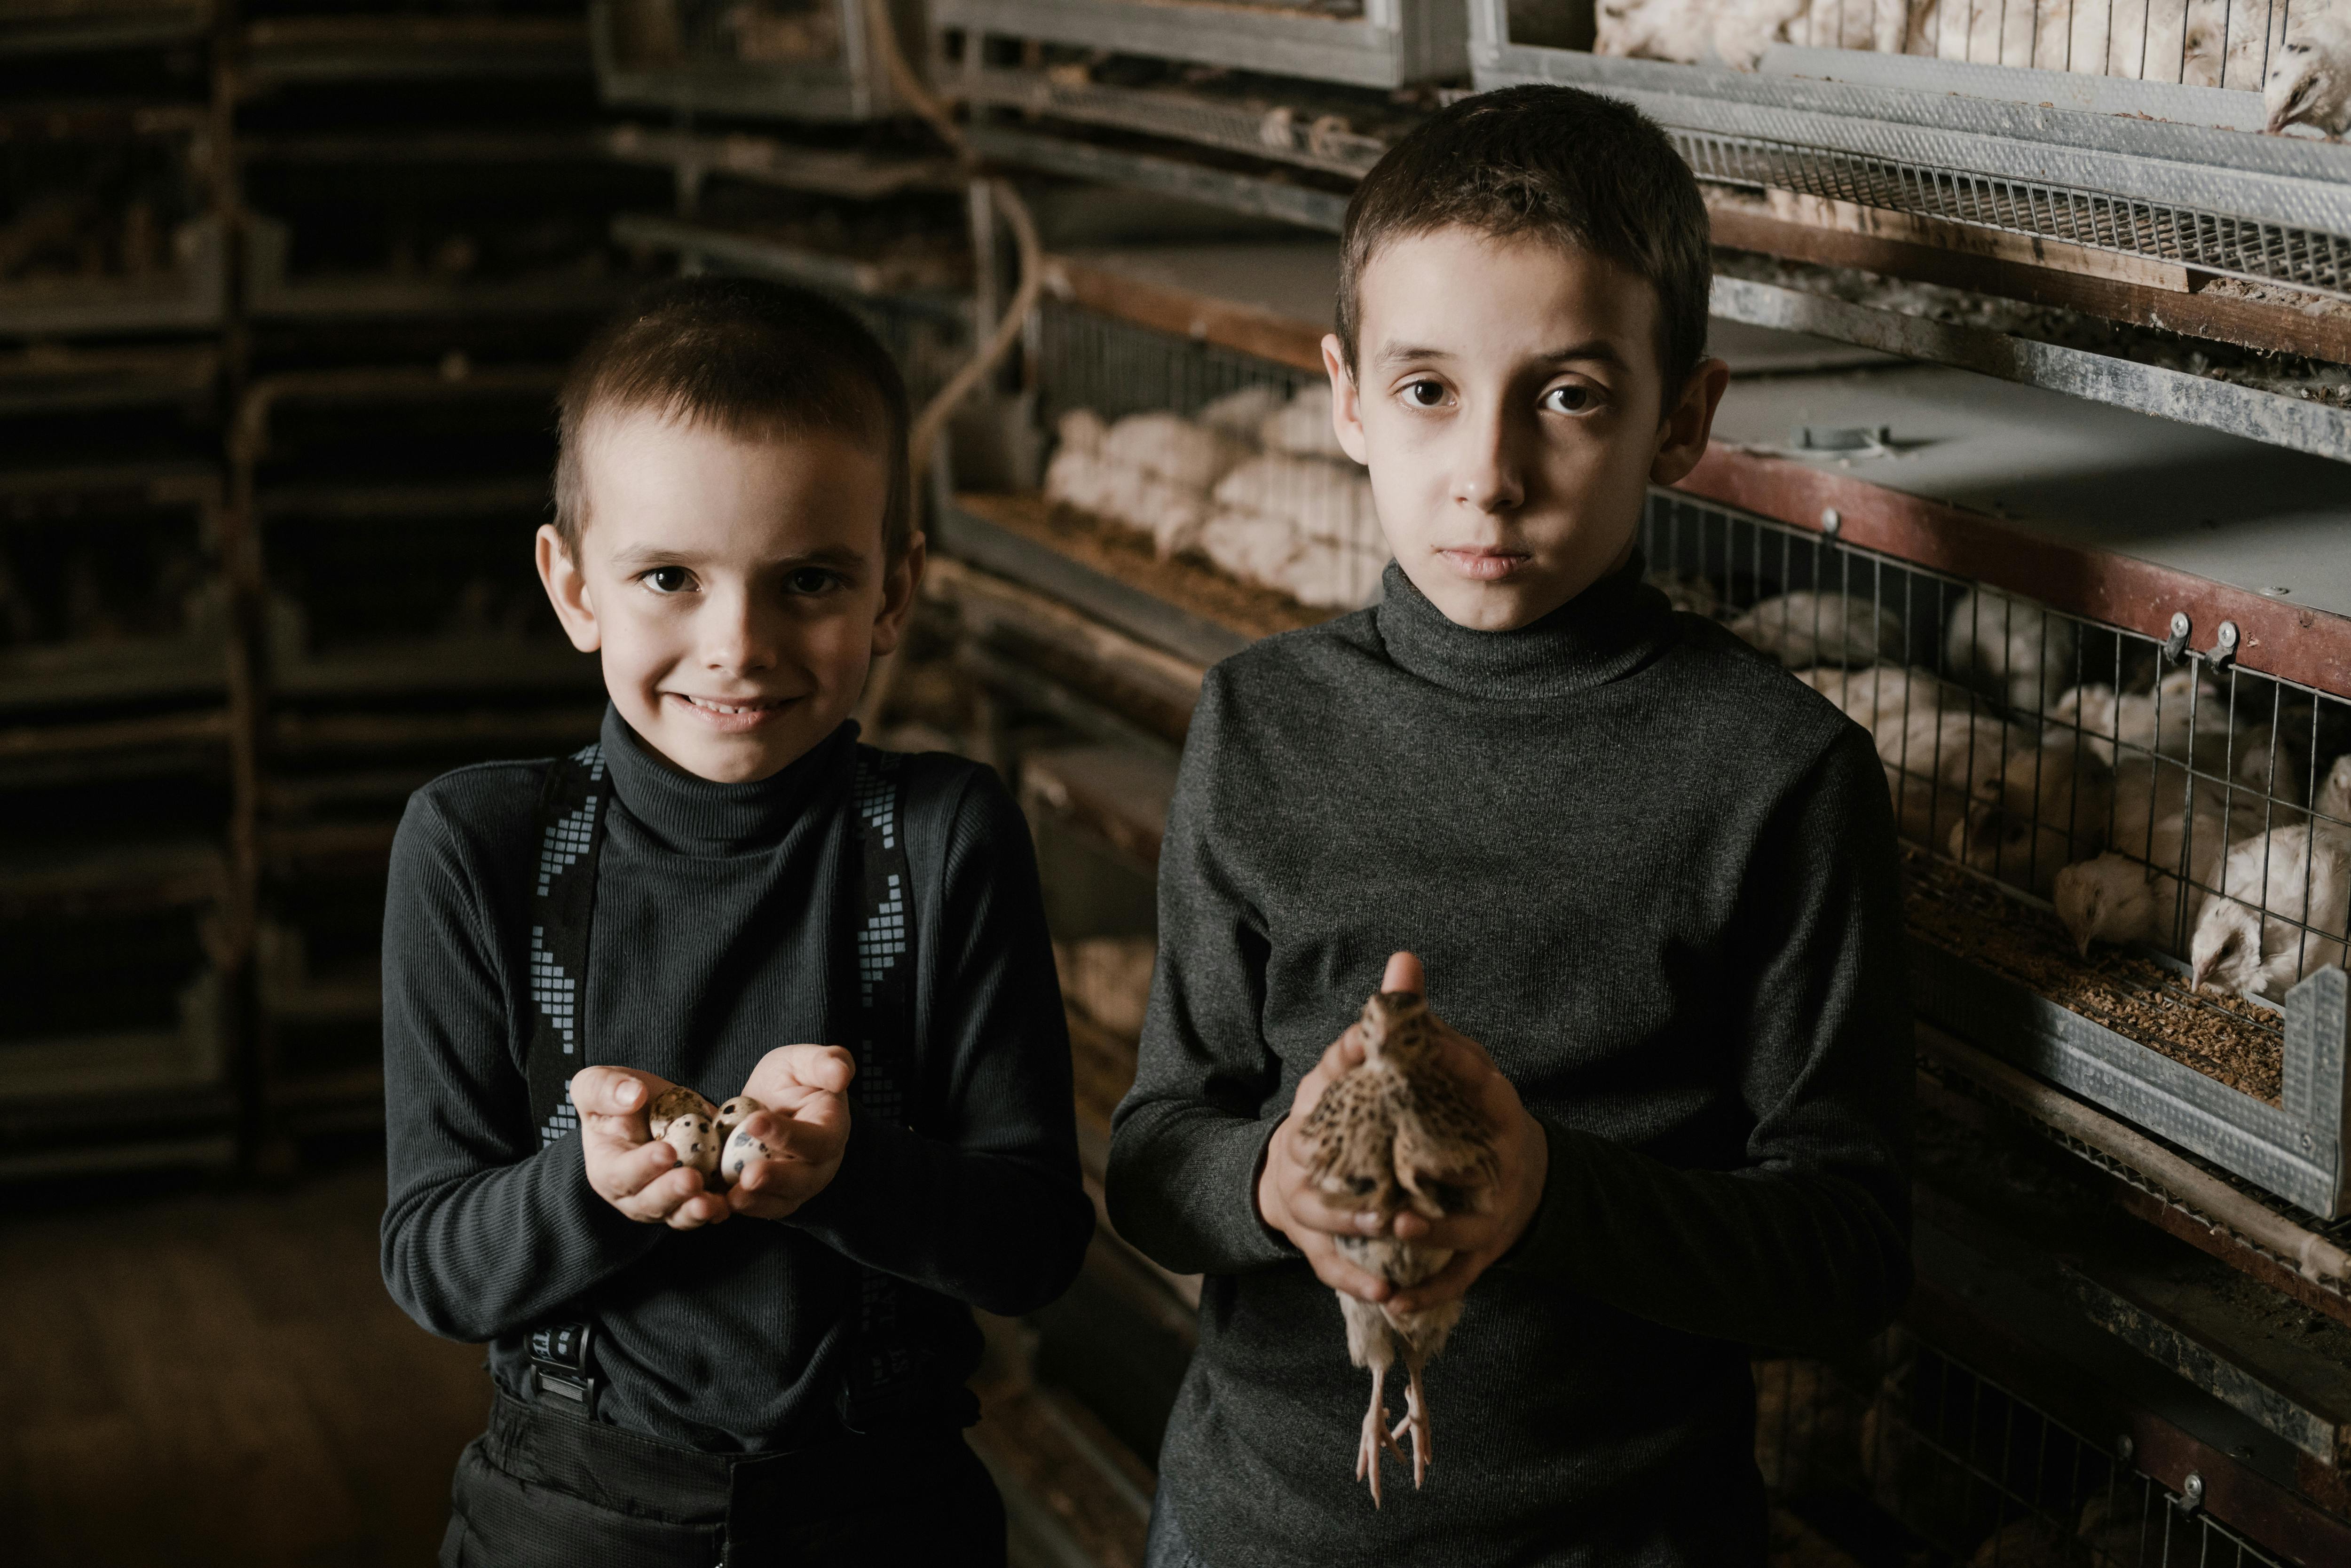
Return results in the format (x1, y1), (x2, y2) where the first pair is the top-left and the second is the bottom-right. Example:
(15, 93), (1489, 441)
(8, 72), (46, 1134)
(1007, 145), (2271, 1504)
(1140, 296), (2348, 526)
(1641, 487), (2351, 1216)
(1757, 1339), (2293, 1566)
(1470, 1), (2351, 305)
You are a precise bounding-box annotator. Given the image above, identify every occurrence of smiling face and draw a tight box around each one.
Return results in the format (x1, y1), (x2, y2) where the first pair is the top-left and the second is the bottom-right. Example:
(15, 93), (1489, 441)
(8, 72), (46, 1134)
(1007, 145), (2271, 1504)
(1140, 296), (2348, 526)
(1324, 225), (1728, 631)
(537, 407), (919, 783)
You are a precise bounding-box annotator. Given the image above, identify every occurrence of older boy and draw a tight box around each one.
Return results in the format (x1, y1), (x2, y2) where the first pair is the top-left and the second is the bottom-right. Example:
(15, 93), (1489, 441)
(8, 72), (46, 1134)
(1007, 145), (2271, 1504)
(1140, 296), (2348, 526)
(381, 278), (1093, 1566)
(1109, 86), (1912, 1566)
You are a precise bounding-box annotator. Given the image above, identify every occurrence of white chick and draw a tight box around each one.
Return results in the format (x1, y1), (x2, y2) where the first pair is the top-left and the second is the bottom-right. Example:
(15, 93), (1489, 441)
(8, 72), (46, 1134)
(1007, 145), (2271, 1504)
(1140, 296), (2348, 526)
(2054, 809), (2226, 958)
(1101, 411), (1250, 494)
(1196, 384), (1285, 441)
(2266, 10), (2351, 138)
(1727, 591), (1905, 670)
(1056, 407), (1107, 457)
(1945, 731), (2114, 897)
(1594, 0), (1716, 63)
(2234, 720), (2310, 817)
(1796, 663), (1964, 733)
(2190, 822), (2351, 998)
(2316, 754), (2351, 827)
(1258, 384), (1353, 463)
(1199, 507), (1305, 588)
(1877, 707), (2034, 851)
(2048, 670), (2233, 772)
(1043, 445), (1211, 558)
(1646, 571), (1719, 618)
(1943, 588), (2077, 716)
(1213, 453), (1381, 549)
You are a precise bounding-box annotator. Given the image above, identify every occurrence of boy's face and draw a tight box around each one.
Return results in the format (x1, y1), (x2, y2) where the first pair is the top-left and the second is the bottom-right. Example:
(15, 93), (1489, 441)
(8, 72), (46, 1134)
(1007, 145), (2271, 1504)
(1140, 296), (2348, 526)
(537, 408), (919, 785)
(1325, 226), (1728, 631)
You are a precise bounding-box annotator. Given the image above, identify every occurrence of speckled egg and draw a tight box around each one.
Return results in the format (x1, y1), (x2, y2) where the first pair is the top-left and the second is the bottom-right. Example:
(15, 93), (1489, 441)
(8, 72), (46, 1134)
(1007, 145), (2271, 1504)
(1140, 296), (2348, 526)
(647, 1086), (715, 1140)
(721, 1126), (774, 1188)
(663, 1112), (719, 1179)
(715, 1095), (765, 1141)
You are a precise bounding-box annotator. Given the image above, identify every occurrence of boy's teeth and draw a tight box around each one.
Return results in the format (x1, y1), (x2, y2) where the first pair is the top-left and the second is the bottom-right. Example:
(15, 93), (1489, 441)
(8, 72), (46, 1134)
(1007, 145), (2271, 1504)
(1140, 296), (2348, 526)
(689, 696), (765, 715)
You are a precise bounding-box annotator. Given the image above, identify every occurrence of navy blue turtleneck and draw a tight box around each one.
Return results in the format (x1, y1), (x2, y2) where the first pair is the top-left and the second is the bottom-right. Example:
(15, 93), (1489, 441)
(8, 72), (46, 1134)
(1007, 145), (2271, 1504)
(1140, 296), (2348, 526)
(1109, 557), (1914, 1567)
(380, 708), (1093, 1450)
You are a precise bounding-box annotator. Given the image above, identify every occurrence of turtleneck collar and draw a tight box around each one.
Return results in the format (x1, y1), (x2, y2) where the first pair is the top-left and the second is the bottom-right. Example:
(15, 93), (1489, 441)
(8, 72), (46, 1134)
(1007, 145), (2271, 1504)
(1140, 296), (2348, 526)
(599, 705), (859, 855)
(1373, 549), (1675, 701)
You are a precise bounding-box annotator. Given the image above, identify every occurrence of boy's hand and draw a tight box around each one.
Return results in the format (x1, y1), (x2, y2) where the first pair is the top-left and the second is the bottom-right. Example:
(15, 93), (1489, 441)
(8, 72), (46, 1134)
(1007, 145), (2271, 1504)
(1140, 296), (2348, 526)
(1255, 953), (1550, 1309)
(724, 1044), (857, 1221)
(574, 1066), (731, 1230)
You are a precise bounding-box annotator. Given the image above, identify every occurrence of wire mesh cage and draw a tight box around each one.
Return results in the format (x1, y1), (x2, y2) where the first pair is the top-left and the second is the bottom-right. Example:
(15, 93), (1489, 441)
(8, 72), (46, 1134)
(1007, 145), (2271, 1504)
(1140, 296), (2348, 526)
(932, 0), (1473, 91)
(1027, 299), (1389, 613)
(1756, 1338), (2292, 1567)
(1470, 1), (2351, 307)
(1640, 487), (2351, 1215)
(591, 0), (926, 121)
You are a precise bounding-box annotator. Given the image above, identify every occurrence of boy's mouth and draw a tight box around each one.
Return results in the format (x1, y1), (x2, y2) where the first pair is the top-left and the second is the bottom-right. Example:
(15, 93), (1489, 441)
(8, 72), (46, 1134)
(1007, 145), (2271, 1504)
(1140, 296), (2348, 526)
(1438, 547), (1531, 582)
(666, 691), (798, 732)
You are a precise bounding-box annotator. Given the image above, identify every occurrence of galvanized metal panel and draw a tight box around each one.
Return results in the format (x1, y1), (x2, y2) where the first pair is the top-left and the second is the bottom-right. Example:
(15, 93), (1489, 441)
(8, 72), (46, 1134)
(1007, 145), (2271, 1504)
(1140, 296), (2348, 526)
(1711, 276), (2351, 464)
(1910, 938), (2342, 1216)
(1758, 46), (2268, 134)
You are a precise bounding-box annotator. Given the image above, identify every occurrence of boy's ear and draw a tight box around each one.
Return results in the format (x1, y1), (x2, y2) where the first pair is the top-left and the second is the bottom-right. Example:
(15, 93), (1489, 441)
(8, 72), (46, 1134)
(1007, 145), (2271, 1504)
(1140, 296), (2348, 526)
(1649, 356), (1730, 487)
(536, 523), (602, 654)
(869, 530), (927, 657)
(1320, 334), (1370, 467)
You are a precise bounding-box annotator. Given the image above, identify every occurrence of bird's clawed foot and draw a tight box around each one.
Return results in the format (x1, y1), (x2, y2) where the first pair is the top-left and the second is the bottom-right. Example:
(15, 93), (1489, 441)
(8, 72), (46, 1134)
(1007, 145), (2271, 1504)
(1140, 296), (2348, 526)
(1388, 1367), (1432, 1489)
(1354, 1367), (1407, 1506)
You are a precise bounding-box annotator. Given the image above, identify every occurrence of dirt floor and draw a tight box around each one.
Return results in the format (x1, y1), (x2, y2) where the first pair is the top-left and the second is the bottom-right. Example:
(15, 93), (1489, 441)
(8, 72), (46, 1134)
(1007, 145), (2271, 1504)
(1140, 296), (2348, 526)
(1904, 850), (2287, 1106)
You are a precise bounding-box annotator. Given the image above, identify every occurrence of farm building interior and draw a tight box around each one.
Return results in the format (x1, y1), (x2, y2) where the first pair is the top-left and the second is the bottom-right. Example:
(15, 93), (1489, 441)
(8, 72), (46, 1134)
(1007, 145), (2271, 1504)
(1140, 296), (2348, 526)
(6, 1), (2351, 1565)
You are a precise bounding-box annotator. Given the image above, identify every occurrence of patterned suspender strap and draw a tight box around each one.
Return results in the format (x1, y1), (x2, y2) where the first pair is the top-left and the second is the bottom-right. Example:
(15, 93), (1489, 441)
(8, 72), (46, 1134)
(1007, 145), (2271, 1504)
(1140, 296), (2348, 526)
(525, 742), (610, 1150)
(841, 747), (923, 1431)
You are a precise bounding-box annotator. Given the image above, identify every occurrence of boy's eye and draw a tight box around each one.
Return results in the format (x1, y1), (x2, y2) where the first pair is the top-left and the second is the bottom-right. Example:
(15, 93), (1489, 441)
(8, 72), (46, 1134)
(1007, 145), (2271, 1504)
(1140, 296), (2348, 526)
(1400, 379), (1447, 409)
(641, 566), (693, 594)
(786, 567), (842, 595)
(1542, 383), (1596, 414)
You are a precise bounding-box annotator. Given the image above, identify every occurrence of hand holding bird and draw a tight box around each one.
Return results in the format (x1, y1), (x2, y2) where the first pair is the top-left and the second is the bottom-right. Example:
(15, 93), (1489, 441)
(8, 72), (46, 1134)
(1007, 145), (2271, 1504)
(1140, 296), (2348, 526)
(1256, 952), (1549, 1502)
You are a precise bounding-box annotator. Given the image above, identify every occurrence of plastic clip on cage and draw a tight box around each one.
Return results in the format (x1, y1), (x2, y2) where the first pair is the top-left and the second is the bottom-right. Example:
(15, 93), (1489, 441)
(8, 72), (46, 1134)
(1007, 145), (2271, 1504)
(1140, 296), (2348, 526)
(591, 0), (930, 121)
(1639, 490), (2351, 1220)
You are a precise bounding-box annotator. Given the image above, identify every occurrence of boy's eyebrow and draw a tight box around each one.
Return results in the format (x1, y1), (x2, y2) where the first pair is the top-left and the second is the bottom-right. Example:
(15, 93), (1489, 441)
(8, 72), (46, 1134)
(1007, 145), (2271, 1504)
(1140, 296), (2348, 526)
(607, 543), (870, 570)
(1373, 339), (1629, 369)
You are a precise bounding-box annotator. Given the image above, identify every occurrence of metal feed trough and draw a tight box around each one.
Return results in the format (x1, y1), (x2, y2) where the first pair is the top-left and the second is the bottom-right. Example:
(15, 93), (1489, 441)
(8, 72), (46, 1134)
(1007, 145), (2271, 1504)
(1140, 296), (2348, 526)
(1468, 0), (2351, 306)
(932, 0), (1473, 90)
(590, 0), (929, 121)
(1641, 489), (2351, 1219)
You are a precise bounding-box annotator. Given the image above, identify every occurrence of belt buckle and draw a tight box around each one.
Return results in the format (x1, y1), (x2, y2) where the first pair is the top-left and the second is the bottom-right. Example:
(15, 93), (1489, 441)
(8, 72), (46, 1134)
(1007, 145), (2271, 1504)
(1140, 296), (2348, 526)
(529, 1321), (600, 1422)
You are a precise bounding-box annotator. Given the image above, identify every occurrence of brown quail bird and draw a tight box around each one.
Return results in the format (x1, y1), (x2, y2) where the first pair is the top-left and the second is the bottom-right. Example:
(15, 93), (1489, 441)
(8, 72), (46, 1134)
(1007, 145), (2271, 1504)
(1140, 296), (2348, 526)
(1298, 987), (1501, 1504)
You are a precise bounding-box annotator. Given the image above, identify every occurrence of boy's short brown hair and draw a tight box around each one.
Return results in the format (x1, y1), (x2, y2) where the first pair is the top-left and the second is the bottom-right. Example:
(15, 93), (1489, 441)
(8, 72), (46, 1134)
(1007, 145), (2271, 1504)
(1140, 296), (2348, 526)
(1338, 84), (1712, 398)
(552, 276), (913, 560)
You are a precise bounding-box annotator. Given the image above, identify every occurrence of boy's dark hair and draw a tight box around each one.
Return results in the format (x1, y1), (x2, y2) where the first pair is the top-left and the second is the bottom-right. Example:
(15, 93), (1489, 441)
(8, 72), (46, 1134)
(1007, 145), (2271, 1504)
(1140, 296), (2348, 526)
(1338, 84), (1712, 398)
(553, 276), (913, 560)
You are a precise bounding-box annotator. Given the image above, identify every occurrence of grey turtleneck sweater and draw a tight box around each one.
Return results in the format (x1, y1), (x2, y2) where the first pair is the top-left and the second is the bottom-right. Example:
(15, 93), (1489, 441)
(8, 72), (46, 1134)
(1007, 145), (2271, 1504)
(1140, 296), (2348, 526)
(380, 709), (1093, 1451)
(1109, 559), (1912, 1567)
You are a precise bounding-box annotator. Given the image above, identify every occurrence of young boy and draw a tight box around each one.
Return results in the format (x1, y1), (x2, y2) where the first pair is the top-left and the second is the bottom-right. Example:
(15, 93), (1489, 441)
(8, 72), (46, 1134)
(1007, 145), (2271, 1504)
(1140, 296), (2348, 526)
(380, 277), (1094, 1566)
(1108, 87), (1912, 1566)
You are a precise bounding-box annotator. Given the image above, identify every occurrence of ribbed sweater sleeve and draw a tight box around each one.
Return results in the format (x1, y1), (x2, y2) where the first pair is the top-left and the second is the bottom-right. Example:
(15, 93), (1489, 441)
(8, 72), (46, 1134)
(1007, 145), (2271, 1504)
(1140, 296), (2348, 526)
(787, 769), (1095, 1316)
(378, 782), (664, 1344)
(1496, 726), (1914, 1355)
(1106, 674), (1295, 1276)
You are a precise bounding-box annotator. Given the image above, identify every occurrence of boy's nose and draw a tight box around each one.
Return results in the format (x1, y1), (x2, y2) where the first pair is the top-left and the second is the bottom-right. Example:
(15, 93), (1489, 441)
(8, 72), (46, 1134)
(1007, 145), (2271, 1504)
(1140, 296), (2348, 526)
(700, 587), (780, 674)
(1451, 407), (1525, 515)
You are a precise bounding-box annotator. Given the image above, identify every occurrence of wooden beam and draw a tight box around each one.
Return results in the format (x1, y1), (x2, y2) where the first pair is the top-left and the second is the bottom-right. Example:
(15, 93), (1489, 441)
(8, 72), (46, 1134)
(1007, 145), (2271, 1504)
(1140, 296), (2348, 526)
(1707, 195), (2351, 367)
(1043, 254), (1328, 374)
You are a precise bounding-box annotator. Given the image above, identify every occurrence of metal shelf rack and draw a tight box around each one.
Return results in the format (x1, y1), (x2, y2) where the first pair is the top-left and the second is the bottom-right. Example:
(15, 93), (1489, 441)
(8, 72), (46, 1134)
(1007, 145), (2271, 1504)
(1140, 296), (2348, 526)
(590, 0), (928, 123)
(932, 0), (1472, 90)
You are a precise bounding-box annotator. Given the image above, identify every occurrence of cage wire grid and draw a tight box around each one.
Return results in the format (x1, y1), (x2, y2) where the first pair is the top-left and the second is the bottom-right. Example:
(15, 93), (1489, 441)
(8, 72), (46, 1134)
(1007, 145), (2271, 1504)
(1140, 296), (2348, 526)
(1641, 491), (2351, 997)
(1782, 0), (2293, 88)
(1757, 1340), (2289, 1566)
